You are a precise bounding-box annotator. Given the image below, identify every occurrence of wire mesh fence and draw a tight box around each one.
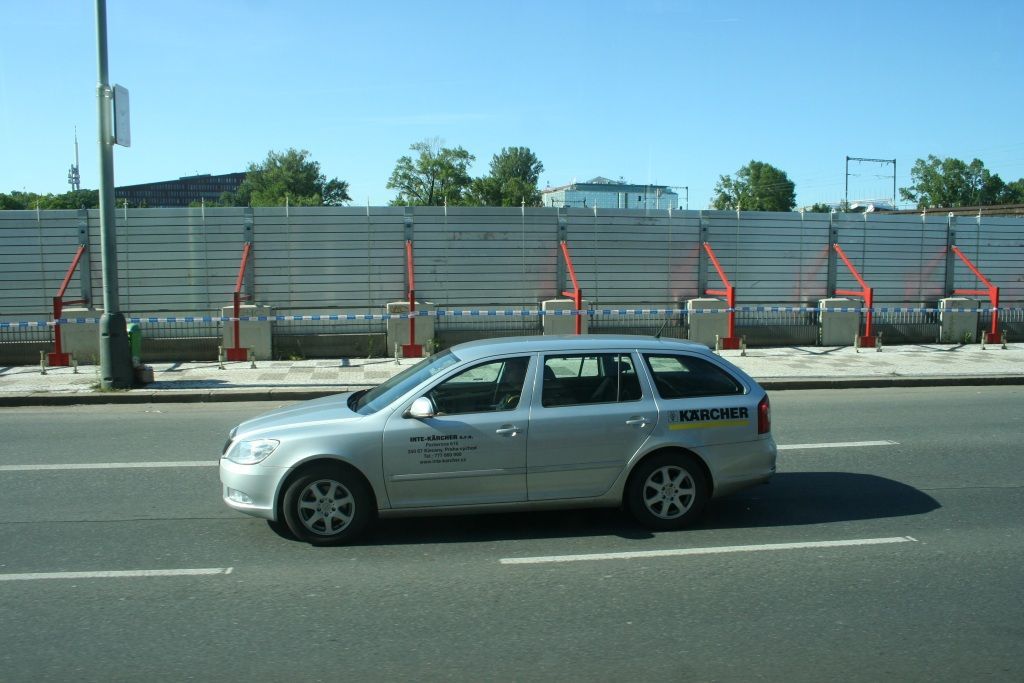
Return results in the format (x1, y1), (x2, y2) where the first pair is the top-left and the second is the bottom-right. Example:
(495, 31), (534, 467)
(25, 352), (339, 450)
(980, 309), (1024, 342)
(134, 318), (222, 360)
(272, 317), (386, 337)
(872, 309), (942, 344)
(435, 311), (543, 349)
(589, 311), (687, 339)
(735, 309), (820, 347)
(0, 325), (50, 344)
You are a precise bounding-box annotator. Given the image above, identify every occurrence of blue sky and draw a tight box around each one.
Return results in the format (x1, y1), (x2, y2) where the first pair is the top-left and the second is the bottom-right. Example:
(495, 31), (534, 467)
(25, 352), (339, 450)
(3, 0), (1022, 209)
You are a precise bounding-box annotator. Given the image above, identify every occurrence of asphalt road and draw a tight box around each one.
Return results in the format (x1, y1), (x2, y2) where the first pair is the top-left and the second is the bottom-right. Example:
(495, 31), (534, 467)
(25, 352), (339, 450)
(1, 387), (1022, 682)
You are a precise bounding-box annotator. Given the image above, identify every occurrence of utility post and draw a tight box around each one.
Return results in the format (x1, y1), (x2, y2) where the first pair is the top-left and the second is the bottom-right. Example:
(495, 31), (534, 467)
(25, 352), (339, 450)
(95, 0), (133, 388)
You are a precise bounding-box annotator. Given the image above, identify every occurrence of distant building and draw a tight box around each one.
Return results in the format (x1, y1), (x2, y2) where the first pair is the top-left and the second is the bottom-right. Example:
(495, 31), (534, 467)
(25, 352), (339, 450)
(799, 199), (897, 213)
(847, 200), (897, 213)
(541, 177), (679, 210)
(115, 172), (246, 207)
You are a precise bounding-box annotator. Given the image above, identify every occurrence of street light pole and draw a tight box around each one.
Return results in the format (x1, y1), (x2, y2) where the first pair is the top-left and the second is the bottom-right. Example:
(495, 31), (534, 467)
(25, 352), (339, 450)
(95, 0), (133, 388)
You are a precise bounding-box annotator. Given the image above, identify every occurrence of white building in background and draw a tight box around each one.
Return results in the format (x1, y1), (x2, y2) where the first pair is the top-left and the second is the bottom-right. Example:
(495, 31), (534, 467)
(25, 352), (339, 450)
(847, 200), (897, 212)
(541, 177), (679, 210)
(800, 199), (898, 213)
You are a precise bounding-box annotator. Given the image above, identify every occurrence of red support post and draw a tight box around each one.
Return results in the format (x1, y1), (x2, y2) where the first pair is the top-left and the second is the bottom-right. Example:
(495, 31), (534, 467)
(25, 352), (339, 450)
(701, 242), (741, 349)
(832, 243), (876, 347)
(559, 241), (583, 335)
(48, 244), (88, 366)
(951, 246), (1002, 343)
(402, 240), (423, 357)
(226, 242), (252, 361)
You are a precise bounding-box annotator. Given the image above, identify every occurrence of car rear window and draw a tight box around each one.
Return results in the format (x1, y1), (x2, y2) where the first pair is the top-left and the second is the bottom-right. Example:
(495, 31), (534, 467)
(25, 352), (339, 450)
(541, 353), (642, 407)
(644, 354), (744, 399)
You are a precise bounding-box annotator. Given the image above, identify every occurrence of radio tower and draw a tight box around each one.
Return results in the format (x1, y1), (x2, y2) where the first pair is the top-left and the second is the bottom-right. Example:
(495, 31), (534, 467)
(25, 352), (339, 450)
(67, 128), (81, 191)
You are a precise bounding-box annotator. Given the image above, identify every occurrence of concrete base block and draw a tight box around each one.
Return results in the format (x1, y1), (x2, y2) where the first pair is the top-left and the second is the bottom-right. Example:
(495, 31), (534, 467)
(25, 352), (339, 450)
(686, 298), (728, 348)
(939, 298), (979, 343)
(820, 298), (859, 346)
(222, 304), (273, 360)
(386, 301), (436, 357)
(60, 306), (101, 363)
(542, 299), (589, 335)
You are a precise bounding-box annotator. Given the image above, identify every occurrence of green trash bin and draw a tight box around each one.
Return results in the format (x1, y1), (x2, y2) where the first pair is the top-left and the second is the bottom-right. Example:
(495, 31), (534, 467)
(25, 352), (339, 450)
(126, 323), (142, 367)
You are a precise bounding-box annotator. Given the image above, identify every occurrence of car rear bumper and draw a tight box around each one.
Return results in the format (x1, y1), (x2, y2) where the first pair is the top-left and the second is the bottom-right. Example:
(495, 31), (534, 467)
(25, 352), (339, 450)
(709, 436), (777, 498)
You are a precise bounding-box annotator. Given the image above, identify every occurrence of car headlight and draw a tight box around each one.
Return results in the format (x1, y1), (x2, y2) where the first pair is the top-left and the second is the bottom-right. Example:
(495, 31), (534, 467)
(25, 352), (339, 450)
(222, 427), (240, 455)
(227, 438), (280, 465)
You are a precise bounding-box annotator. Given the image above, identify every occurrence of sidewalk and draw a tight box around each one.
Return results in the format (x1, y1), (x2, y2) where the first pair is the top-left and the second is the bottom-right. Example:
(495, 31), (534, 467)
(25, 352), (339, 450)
(1, 343), (1021, 406)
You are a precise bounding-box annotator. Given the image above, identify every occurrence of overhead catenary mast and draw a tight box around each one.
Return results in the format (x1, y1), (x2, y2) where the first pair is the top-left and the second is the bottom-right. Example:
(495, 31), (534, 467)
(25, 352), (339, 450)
(67, 128), (81, 191)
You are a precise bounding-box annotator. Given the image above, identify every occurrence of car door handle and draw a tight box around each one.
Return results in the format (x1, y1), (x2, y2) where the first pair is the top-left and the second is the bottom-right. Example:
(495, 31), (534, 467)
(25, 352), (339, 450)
(625, 416), (649, 427)
(495, 425), (520, 437)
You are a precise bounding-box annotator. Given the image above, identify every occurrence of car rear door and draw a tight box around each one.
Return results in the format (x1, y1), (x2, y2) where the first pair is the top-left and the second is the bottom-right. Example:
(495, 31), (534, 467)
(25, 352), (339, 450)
(526, 351), (656, 500)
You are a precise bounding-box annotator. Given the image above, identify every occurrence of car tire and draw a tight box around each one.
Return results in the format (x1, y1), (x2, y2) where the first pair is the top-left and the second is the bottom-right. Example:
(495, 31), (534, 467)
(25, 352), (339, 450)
(266, 517), (296, 540)
(626, 452), (708, 530)
(281, 465), (374, 545)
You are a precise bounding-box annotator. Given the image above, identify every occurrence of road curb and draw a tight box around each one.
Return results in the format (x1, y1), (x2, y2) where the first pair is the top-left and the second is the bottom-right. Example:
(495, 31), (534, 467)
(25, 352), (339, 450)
(0, 388), (345, 407)
(760, 375), (1024, 390)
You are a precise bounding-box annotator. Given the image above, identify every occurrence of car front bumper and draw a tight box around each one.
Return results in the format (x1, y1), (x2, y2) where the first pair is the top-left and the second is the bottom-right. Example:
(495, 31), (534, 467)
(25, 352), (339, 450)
(219, 459), (288, 521)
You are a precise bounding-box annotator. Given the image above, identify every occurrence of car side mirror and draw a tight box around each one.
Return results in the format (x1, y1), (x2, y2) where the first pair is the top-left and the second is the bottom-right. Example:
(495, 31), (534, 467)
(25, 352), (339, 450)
(407, 397), (436, 419)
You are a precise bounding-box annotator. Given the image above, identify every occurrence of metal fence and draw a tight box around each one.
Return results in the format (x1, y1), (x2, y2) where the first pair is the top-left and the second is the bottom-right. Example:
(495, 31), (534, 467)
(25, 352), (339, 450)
(2, 206), (1022, 351)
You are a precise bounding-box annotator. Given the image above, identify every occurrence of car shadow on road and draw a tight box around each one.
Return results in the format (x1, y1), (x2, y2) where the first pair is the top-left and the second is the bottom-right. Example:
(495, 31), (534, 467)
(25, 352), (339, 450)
(328, 471), (940, 547)
(697, 471), (941, 529)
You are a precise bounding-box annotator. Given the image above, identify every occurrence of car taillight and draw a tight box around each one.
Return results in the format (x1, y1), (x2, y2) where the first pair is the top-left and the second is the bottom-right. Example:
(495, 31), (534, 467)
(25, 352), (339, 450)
(757, 395), (771, 434)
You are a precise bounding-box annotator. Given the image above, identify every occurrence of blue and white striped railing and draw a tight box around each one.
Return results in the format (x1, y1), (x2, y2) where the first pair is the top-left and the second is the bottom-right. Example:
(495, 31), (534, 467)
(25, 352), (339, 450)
(2, 306), (1020, 329)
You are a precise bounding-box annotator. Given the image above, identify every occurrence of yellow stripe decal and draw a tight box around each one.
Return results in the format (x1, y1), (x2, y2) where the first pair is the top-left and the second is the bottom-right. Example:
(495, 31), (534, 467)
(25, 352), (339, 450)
(669, 419), (749, 431)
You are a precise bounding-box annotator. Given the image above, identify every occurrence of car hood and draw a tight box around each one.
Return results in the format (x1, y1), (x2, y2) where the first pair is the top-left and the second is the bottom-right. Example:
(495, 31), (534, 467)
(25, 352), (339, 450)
(234, 393), (363, 438)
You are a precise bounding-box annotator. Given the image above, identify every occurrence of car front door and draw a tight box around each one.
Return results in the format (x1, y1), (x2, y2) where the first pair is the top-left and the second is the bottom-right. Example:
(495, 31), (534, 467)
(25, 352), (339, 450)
(382, 356), (533, 508)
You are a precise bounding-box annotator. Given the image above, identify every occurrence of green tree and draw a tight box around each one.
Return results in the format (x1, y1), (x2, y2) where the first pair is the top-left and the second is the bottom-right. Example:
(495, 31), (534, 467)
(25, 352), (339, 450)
(805, 202), (833, 213)
(1005, 179), (1024, 204)
(711, 161), (796, 211)
(0, 189), (99, 210)
(0, 192), (27, 209)
(467, 146), (545, 207)
(44, 189), (100, 209)
(387, 139), (475, 206)
(899, 155), (1024, 209)
(225, 148), (350, 207)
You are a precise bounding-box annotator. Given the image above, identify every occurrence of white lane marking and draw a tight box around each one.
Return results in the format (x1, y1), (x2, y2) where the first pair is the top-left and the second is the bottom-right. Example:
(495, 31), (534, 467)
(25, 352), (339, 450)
(0, 567), (233, 582)
(500, 536), (916, 565)
(778, 440), (898, 450)
(0, 461), (217, 471)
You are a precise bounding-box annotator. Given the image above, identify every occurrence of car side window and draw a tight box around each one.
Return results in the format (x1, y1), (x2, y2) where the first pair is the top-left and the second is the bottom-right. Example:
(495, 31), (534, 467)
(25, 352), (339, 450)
(541, 353), (642, 407)
(644, 354), (744, 399)
(426, 357), (530, 415)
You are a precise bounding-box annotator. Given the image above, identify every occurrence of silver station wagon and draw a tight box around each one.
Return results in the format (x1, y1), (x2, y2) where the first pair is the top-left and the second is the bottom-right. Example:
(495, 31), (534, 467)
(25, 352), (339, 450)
(220, 335), (777, 544)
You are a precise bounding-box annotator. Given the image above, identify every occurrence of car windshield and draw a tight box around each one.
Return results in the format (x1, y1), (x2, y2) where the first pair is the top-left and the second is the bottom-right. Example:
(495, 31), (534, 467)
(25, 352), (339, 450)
(351, 350), (461, 415)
